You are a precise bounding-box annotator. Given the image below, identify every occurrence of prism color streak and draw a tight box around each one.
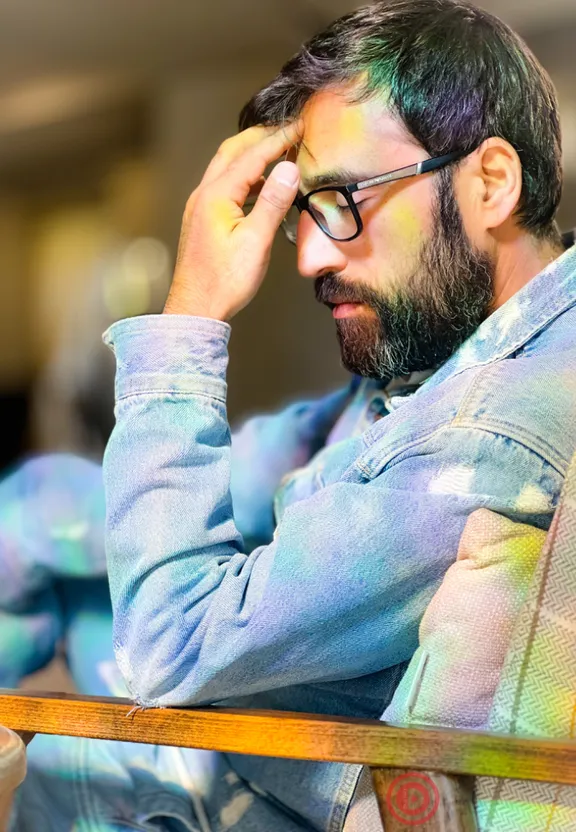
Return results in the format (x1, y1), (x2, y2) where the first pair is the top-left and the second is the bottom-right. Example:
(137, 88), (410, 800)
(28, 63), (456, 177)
(4, 251), (576, 829)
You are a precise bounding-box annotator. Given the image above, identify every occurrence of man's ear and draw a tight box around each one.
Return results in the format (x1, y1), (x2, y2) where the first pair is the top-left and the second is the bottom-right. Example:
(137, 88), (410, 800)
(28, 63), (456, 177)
(474, 138), (523, 232)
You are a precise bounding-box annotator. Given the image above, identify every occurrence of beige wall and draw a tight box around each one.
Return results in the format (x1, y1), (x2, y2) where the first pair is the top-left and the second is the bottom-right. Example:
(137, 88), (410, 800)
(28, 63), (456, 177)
(0, 201), (32, 387)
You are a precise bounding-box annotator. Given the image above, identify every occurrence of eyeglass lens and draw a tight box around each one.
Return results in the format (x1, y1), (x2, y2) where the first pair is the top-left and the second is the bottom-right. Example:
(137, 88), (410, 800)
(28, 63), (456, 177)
(282, 191), (358, 243)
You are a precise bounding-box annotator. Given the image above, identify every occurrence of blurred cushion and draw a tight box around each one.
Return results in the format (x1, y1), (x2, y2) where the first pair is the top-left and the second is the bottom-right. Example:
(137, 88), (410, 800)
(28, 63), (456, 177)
(0, 590), (62, 688)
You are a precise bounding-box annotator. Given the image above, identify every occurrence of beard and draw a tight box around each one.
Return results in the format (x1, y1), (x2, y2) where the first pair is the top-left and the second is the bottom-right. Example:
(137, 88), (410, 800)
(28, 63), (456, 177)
(315, 172), (496, 381)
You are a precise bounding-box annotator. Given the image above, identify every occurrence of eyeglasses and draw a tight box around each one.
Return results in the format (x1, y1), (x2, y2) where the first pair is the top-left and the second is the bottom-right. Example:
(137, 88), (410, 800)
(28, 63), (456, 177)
(282, 150), (468, 245)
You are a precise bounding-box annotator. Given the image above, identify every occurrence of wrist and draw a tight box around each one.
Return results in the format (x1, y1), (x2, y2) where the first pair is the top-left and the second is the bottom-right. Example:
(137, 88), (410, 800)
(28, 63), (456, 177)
(163, 284), (224, 321)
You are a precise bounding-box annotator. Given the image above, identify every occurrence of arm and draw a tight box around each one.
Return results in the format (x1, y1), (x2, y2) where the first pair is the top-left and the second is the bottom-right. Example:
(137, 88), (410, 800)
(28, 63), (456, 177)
(0, 379), (348, 604)
(103, 316), (559, 708)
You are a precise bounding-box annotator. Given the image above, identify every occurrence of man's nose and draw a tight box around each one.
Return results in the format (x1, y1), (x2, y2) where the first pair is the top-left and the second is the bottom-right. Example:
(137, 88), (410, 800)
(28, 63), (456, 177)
(296, 213), (348, 279)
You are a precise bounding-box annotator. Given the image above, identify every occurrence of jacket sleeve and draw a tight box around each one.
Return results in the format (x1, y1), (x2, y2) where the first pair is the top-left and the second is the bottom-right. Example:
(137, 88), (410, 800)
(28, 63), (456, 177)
(103, 315), (560, 707)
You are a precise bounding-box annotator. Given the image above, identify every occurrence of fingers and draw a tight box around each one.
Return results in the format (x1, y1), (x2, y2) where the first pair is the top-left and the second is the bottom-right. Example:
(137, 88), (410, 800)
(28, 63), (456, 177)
(200, 126), (277, 186)
(241, 160), (300, 243)
(243, 177), (267, 212)
(208, 127), (301, 216)
(202, 120), (302, 190)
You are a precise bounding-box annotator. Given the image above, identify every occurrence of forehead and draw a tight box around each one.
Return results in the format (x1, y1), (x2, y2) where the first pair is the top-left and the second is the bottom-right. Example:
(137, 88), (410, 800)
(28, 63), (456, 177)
(296, 88), (419, 183)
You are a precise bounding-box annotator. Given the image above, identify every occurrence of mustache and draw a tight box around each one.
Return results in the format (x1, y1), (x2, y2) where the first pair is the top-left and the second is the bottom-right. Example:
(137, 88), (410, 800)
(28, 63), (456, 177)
(314, 273), (379, 307)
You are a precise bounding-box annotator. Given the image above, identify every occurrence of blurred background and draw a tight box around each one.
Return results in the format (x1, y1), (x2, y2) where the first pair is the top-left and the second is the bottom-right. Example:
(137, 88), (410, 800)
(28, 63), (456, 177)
(0, 0), (574, 469)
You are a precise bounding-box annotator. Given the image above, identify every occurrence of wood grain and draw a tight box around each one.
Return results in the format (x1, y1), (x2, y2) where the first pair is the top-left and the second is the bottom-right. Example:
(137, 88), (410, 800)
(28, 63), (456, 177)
(1, 690), (576, 786)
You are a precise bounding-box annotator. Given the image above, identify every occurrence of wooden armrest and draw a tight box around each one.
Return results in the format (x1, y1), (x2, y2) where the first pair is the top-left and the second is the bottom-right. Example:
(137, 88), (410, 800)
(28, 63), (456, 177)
(6, 690), (576, 832)
(1, 689), (575, 784)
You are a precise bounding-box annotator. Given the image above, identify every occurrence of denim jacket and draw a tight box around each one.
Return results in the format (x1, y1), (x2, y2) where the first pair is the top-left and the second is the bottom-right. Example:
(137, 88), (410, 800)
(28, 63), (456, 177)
(102, 244), (576, 831)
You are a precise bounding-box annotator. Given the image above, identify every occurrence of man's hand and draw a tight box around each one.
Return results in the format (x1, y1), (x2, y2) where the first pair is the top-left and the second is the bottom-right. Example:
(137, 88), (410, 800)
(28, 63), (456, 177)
(164, 122), (302, 322)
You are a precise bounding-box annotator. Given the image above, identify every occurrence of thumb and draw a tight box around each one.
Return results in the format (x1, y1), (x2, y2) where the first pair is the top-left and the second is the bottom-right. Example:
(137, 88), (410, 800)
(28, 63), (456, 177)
(243, 161), (300, 240)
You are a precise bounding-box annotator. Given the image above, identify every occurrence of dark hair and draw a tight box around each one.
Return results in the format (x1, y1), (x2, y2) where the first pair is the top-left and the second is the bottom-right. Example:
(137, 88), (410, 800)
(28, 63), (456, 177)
(240, 0), (563, 241)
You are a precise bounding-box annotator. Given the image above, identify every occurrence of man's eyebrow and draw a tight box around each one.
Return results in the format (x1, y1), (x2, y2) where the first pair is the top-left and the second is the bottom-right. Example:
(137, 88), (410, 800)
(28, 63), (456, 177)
(301, 167), (382, 191)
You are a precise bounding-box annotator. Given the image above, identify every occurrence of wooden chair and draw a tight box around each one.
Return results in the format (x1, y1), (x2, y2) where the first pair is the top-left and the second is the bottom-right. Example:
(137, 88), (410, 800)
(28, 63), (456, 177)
(0, 689), (576, 831)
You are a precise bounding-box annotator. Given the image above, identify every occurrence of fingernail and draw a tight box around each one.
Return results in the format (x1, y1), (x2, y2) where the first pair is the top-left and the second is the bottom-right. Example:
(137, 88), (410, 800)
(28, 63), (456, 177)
(271, 161), (299, 187)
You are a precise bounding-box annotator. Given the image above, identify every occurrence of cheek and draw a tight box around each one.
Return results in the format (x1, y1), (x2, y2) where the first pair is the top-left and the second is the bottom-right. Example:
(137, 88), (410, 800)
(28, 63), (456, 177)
(390, 201), (427, 243)
(364, 192), (430, 253)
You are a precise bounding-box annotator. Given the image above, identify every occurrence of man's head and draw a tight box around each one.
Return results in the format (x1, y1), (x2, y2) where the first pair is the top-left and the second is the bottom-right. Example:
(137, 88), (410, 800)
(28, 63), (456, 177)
(240, 0), (564, 380)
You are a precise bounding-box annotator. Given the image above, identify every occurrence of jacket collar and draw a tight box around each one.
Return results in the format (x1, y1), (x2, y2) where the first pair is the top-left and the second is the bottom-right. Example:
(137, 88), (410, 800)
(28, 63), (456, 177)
(422, 244), (576, 392)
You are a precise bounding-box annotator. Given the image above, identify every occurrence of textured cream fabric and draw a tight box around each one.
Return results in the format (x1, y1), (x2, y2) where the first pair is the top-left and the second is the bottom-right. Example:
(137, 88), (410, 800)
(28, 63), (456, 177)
(383, 509), (545, 730)
(342, 507), (546, 832)
(475, 454), (576, 831)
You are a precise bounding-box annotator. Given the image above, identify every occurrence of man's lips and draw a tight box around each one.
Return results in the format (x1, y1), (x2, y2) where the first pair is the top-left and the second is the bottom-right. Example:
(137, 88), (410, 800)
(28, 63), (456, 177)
(323, 298), (361, 309)
(330, 302), (365, 319)
(320, 295), (372, 318)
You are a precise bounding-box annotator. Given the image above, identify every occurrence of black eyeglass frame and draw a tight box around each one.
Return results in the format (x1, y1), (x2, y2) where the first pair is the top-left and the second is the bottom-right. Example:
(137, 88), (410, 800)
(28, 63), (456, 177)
(285, 149), (469, 243)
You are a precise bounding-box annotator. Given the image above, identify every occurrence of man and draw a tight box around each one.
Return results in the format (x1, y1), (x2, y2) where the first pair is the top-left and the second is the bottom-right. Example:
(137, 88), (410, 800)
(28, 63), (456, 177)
(6, 0), (576, 829)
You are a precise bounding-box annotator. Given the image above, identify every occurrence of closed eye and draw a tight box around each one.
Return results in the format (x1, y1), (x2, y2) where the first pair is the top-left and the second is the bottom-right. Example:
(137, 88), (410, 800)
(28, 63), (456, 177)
(335, 195), (367, 210)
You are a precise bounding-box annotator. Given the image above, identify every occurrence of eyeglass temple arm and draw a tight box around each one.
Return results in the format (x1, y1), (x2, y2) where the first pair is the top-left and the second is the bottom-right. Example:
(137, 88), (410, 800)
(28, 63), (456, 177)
(419, 151), (465, 173)
(356, 151), (464, 192)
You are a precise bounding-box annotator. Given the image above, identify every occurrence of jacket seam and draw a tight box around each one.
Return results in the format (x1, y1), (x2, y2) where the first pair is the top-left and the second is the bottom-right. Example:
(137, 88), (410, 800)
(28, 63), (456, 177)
(115, 389), (227, 404)
(450, 363), (568, 475)
(105, 318), (231, 338)
(358, 422), (566, 480)
(451, 417), (568, 477)
(357, 423), (451, 478)
(452, 368), (484, 422)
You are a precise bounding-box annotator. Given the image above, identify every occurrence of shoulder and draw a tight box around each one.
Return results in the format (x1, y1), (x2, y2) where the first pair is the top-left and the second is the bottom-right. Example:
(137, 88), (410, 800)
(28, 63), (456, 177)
(453, 329), (576, 476)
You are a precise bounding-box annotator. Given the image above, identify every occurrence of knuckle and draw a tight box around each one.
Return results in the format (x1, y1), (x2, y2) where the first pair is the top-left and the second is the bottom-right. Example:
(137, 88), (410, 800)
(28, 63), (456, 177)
(216, 137), (234, 158)
(185, 186), (213, 219)
(184, 189), (199, 217)
(186, 187), (199, 206)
